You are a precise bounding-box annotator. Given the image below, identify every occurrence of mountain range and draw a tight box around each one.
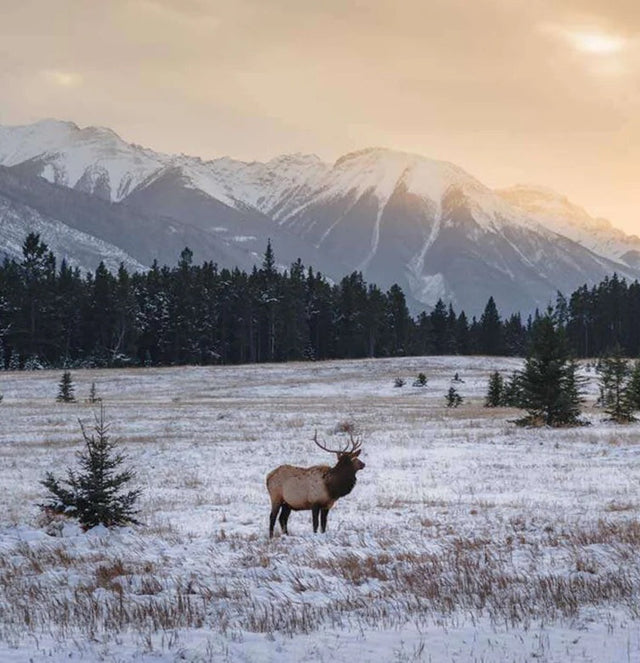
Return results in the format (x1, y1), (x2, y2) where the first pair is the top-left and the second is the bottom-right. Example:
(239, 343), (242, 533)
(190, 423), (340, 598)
(1, 118), (638, 316)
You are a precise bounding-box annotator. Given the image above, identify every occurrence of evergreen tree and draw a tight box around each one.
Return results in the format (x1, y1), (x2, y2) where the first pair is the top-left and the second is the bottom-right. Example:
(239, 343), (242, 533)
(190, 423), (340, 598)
(455, 311), (471, 355)
(446, 386), (463, 407)
(20, 233), (57, 361)
(8, 350), (20, 371)
(485, 371), (504, 407)
(479, 297), (503, 355)
(503, 313), (527, 356)
(502, 371), (524, 407)
(628, 360), (640, 411)
(56, 370), (76, 403)
(517, 311), (584, 426)
(40, 406), (141, 528)
(413, 372), (428, 387)
(87, 382), (100, 404)
(386, 284), (411, 356)
(597, 348), (635, 423)
(429, 299), (449, 354)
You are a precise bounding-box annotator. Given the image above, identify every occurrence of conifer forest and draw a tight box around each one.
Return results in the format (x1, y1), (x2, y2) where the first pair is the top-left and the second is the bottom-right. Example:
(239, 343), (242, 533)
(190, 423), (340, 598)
(1, 233), (639, 369)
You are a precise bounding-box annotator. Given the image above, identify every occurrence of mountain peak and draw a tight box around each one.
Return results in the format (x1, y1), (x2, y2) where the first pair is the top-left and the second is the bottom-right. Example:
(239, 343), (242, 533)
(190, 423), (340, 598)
(334, 146), (417, 168)
(32, 118), (79, 131)
(497, 184), (613, 233)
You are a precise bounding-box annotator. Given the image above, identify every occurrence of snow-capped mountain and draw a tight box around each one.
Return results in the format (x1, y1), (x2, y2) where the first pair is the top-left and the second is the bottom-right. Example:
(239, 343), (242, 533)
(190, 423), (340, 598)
(0, 119), (169, 202)
(0, 188), (145, 275)
(1, 118), (638, 315)
(497, 185), (640, 270)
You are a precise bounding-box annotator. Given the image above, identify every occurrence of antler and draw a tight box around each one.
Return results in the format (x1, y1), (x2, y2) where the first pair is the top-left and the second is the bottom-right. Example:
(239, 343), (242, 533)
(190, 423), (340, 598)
(347, 431), (362, 454)
(313, 430), (362, 454)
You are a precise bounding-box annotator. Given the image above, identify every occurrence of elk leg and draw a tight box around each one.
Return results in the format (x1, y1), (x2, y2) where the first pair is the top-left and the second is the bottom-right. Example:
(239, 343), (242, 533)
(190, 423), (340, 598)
(269, 504), (281, 538)
(312, 505), (320, 533)
(279, 504), (291, 535)
(320, 508), (329, 533)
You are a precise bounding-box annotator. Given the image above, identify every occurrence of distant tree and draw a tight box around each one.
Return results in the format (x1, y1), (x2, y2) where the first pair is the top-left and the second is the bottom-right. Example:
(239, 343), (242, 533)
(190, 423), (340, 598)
(87, 382), (100, 404)
(479, 297), (503, 355)
(502, 371), (523, 407)
(503, 313), (527, 356)
(446, 386), (463, 408)
(8, 350), (20, 371)
(597, 348), (636, 423)
(455, 311), (471, 354)
(627, 361), (640, 411)
(394, 377), (405, 388)
(56, 370), (76, 403)
(40, 406), (141, 529)
(517, 310), (584, 426)
(429, 299), (449, 354)
(485, 371), (504, 407)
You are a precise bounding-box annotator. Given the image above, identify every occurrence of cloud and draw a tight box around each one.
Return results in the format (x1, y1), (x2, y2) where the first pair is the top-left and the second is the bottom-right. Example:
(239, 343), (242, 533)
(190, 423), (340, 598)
(42, 70), (84, 88)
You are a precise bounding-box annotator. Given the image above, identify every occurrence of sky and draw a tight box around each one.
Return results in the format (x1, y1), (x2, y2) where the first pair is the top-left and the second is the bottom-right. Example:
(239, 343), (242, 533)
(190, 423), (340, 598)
(1, 0), (638, 234)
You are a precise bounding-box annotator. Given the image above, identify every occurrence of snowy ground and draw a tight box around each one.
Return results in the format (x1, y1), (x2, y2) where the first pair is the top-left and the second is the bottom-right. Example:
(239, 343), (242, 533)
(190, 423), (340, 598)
(1, 356), (640, 662)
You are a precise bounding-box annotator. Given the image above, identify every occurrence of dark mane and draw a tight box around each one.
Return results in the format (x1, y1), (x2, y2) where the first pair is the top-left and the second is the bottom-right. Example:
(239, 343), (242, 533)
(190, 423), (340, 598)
(324, 455), (358, 500)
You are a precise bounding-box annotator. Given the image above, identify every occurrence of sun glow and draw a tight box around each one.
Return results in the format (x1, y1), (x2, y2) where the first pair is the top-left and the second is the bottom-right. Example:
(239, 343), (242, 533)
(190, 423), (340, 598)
(569, 31), (625, 54)
(42, 70), (84, 88)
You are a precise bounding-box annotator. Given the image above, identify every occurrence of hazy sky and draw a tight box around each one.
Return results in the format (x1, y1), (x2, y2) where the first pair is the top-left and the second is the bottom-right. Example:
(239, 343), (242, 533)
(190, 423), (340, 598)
(1, 0), (638, 234)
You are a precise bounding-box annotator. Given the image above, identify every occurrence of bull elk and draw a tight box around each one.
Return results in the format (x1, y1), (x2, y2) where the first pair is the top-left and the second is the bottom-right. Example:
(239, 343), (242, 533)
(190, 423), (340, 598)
(266, 431), (365, 537)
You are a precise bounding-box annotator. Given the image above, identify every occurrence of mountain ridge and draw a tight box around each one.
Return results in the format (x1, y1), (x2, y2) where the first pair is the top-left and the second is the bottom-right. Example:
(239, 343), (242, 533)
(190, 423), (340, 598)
(0, 118), (638, 315)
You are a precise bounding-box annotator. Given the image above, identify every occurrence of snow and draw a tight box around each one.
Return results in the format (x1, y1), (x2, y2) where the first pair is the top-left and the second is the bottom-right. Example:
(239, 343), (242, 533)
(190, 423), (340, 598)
(0, 196), (146, 273)
(0, 119), (169, 202)
(1, 356), (640, 662)
(498, 185), (640, 265)
(405, 271), (450, 308)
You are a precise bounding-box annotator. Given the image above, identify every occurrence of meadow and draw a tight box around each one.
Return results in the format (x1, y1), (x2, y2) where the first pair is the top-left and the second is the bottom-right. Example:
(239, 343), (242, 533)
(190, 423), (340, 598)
(1, 356), (639, 662)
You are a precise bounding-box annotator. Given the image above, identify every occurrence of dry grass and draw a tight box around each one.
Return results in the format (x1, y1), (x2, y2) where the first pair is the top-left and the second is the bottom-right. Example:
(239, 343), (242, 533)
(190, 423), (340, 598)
(2, 358), (640, 658)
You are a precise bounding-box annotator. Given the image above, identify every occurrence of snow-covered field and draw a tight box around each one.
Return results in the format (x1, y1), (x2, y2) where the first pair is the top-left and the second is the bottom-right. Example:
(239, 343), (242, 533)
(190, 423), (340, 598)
(1, 356), (640, 662)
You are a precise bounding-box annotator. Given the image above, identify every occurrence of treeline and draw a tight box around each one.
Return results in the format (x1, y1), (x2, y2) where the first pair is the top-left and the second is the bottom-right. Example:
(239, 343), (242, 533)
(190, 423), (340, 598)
(0, 233), (639, 369)
(562, 275), (640, 358)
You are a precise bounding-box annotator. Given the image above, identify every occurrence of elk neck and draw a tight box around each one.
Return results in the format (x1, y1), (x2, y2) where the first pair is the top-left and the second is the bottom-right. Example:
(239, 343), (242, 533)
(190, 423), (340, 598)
(324, 456), (357, 500)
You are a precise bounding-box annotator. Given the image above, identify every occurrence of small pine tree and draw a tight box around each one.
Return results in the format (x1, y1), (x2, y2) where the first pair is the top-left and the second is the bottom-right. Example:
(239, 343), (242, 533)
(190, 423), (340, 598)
(40, 406), (141, 528)
(8, 350), (20, 371)
(24, 355), (44, 371)
(597, 350), (635, 423)
(87, 382), (100, 404)
(56, 370), (76, 403)
(485, 371), (504, 407)
(413, 372), (428, 387)
(394, 377), (405, 388)
(446, 386), (463, 407)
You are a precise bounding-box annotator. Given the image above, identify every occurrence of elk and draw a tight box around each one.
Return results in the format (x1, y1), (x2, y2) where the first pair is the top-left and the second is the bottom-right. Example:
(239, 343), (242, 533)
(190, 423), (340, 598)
(266, 431), (365, 537)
